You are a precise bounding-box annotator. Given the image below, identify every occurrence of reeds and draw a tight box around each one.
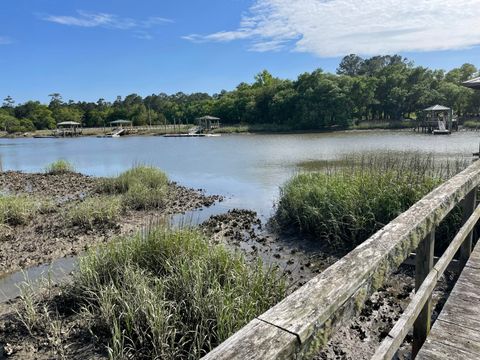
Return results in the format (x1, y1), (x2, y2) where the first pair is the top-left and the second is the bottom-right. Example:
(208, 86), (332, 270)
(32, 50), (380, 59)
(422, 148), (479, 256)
(65, 195), (123, 229)
(44, 160), (75, 175)
(64, 225), (285, 359)
(97, 166), (169, 210)
(277, 152), (467, 249)
(0, 195), (52, 226)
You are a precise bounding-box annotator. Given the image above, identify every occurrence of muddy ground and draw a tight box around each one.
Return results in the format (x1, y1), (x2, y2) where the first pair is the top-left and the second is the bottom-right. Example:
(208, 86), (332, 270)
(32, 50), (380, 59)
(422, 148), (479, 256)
(0, 171), (221, 276)
(0, 180), (457, 359)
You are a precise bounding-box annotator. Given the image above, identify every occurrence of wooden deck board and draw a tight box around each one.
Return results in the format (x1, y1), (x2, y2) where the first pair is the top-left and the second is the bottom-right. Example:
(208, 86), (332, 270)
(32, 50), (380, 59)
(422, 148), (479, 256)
(417, 242), (480, 359)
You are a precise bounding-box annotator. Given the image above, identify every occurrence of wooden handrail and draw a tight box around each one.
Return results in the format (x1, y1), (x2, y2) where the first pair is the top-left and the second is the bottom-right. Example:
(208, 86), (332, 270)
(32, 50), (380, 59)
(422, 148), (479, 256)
(372, 203), (480, 359)
(202, 160), (480, 360)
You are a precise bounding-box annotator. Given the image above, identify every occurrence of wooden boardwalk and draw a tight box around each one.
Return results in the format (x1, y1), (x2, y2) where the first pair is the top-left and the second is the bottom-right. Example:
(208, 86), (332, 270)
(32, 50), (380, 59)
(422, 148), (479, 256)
(417, 242), (480, 359)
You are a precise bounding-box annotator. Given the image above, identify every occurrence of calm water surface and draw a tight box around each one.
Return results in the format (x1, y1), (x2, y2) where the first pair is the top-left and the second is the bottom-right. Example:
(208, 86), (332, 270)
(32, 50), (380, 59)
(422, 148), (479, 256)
(0, 130), (478, 220)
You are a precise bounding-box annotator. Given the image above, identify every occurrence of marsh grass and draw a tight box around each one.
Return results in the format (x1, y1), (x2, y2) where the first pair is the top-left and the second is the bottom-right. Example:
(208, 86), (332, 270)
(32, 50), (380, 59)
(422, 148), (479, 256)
(0, 195), (53, 226)
(45, 160), (75, 175)
(277, 152), (468, 249)
(97, 166), (169, 210)
(66, 195), (123, 229)
(65, 226), (285, 359)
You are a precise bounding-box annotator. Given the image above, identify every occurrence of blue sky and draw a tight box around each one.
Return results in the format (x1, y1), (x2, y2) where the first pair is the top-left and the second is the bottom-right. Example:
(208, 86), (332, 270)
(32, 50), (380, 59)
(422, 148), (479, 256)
(1, 0), (480, 104)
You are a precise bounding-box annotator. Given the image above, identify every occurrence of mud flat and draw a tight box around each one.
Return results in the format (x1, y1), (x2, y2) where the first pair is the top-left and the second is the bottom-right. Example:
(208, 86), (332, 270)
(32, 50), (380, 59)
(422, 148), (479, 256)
(0, 171), (221, 276)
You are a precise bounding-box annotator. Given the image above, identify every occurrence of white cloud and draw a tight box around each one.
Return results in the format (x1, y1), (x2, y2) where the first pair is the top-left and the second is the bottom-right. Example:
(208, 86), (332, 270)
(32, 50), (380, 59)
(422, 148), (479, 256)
(184, 0), (480, 56)
(0, 36), (12, 45)
(41, 10), (172, 39)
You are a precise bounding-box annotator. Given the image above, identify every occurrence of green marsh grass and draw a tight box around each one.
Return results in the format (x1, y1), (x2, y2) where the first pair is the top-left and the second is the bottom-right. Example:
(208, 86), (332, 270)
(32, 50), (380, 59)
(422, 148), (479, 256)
(0, 195), (53, 226)
(66, 195), (123, 229)
(68, 226), (285, 359)
(44, 159), (75, 175)
(277, 152), (467, 249)
(97, 166), (169, 210)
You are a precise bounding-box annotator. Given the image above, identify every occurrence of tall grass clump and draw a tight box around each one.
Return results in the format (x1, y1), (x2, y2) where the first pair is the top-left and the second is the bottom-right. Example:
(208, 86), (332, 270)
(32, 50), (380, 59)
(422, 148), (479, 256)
(70, 226), (285, 359)
(277, 152), (466, 249)
(0, 195), (52, 226)
(65, 195), (123, 229)
(44, 159), (75, 175)
(97, 166), (169, 210)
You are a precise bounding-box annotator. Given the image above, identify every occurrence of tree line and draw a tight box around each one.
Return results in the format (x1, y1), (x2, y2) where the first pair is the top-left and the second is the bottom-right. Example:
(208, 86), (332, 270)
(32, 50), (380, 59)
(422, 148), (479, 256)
(1, 54), (479, 133)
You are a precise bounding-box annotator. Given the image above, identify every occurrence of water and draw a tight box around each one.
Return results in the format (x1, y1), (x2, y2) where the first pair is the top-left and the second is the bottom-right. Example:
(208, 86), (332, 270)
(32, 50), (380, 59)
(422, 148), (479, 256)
(0, 130), (478, 301)
(1, 131), (478, 220)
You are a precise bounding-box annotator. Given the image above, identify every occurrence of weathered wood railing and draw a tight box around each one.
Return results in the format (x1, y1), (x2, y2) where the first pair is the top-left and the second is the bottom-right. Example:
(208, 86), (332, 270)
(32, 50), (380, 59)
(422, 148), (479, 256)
(202, 159), (480, 360)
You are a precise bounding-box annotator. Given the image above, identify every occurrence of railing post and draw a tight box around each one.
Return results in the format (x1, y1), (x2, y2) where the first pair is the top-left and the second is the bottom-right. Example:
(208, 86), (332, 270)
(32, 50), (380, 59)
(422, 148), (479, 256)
(412, 228), (435, 357)
(460, 188), (476, 267)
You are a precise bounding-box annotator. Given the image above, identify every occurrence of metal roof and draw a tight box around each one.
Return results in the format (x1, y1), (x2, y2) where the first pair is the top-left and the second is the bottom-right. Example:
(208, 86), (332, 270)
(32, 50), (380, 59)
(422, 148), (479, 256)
(110, 119), (132, 124)
(57, 121), (81, 126)
(463, 77), (480, 89)
(424, 105), (450, 111)
(196, 115), (220, 120)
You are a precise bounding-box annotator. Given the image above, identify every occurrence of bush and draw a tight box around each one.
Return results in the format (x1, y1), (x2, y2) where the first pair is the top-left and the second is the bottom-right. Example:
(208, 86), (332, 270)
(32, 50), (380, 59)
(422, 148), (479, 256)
(97, 166), (169, 210)
(66, 196), (122, 229)
(463, 120), (480, 129)
(45, 160), (75, 175)
(70, 226), (285, 359)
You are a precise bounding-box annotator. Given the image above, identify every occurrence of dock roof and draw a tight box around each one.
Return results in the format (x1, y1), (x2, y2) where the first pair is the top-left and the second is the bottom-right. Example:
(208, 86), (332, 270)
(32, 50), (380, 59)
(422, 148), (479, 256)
(424, 105), (450, 111)
(463, 77), (480, 89)
(57, 121), (81, 126)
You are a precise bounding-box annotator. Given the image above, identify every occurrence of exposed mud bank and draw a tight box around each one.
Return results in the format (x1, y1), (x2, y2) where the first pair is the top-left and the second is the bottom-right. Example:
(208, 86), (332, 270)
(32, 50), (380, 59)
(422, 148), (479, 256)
(0, 171), (221, 276)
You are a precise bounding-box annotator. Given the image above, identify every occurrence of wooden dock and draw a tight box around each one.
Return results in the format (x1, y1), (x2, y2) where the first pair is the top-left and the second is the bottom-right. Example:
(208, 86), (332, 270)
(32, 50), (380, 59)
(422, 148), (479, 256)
(417, 243), (480, 359)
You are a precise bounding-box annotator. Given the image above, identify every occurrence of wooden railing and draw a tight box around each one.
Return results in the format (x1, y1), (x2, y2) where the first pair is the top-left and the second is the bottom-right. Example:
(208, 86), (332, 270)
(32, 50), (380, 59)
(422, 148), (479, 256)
(202, 159), (480, 360)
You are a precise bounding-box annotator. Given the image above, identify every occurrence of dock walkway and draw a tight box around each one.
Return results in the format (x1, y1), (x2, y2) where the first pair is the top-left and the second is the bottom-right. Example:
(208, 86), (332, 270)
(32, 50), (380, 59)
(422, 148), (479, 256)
(417, 242), (480, 359)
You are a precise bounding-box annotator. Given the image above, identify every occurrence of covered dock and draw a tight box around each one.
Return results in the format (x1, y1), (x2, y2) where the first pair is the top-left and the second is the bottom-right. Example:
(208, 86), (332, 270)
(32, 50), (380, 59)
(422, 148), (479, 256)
(56, 121), (82, 137)
(196, 116), (220, 132)
(418, 105), (453, 134)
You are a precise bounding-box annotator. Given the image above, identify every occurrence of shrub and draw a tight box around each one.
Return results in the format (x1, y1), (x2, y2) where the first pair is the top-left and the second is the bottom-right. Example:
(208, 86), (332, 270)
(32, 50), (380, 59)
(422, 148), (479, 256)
(45, 160), (75, 175)
(69, 226), (285, 359)
(66, 196), (122, 229)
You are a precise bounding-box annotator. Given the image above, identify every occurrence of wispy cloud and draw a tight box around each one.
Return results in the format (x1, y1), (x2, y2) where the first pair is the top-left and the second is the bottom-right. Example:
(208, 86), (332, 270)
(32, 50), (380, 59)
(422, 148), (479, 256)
(0, 36), (13, 45)
(184, 0), (480, 56)
(41, 10), (172, 39)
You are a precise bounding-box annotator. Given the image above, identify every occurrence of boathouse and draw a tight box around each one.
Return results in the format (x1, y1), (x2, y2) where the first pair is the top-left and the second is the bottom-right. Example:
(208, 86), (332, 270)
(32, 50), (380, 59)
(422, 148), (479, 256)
(196, 115), (220, 131)
(419, 105), (453, 134)
(56, 121), (82, 137)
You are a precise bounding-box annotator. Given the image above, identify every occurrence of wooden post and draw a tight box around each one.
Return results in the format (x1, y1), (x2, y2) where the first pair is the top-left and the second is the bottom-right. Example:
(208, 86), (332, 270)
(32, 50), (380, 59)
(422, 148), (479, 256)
(460, 188), (476, 267)
(413, 229), (435, 357)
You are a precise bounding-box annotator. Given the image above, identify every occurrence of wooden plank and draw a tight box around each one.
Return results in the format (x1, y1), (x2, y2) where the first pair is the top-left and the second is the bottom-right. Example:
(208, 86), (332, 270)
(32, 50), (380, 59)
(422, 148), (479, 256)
(417, 338), (480, 360)
(202, 161), (480, 359)
(460, 189), (476, 266)
(434, 205), (480, 276)
(201, 319), (299, 360)
(413, 230), (435, 357)
(428, 319), (480, 355)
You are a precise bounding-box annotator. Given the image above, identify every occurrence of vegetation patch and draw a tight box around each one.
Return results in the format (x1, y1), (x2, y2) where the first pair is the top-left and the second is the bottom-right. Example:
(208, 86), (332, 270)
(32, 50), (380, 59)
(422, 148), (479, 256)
(12, 226), (285, 359)
(65, 195), (123, 230)
(97, 166), (169, 210)
(463, 120), (480, 129)
(44, 159), (76, 175)
(276, 153), (465, 250)
(0, 195), (52, 226)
